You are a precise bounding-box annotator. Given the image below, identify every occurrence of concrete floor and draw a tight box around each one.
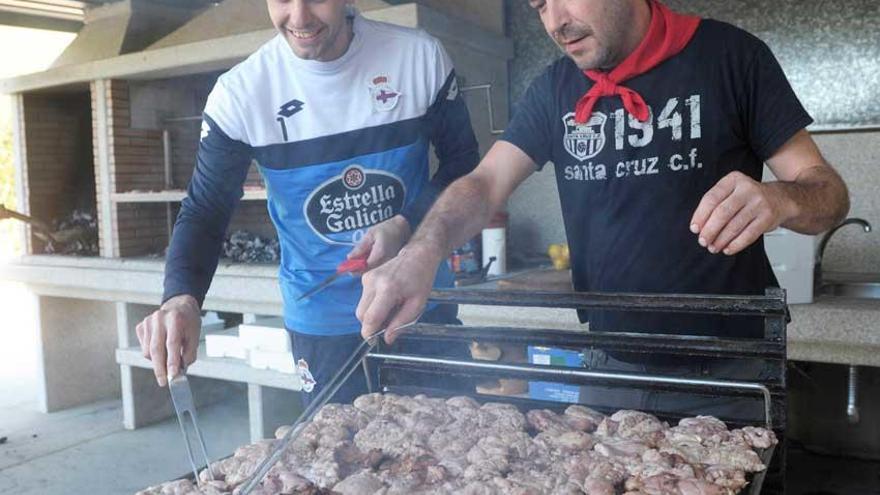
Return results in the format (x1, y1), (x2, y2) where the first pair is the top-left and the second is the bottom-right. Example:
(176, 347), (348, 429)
(0, 393), (252, 495)
(0, 280), (253, 495)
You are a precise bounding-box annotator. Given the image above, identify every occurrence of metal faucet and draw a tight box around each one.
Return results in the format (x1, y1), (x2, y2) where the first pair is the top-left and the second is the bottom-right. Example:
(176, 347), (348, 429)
(814, 218), (872, 290)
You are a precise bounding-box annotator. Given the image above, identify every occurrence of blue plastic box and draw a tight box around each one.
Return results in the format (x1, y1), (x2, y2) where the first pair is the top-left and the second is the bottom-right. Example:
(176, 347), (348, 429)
(527, 346), (584, 403)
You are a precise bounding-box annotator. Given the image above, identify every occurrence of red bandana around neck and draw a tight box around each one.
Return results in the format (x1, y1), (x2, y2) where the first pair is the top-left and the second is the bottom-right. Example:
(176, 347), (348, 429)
(574, 0), (701, 123)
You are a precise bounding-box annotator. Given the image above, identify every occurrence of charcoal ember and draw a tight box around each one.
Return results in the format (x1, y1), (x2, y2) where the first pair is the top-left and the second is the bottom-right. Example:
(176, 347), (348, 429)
(221, 230), (279, 263)
(43, 209), (99, 255)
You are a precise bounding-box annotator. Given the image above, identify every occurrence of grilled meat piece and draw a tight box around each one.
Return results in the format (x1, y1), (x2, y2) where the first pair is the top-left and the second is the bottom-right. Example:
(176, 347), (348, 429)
(527, 409), (573, 433)
(534, 430), (595, 454)
(666, 416), (731, 446)
(563, 405), (605, 433)
(624, 472), (729, 495)
(332, 470), (385, 494)
(729, 426), (778, 449)
(596, 410), (668, 447)
(141, 394), (772, 495)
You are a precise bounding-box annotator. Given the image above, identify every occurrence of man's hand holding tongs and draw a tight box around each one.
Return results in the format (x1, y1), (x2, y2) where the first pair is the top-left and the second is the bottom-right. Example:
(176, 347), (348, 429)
(357, 242), (444, 344)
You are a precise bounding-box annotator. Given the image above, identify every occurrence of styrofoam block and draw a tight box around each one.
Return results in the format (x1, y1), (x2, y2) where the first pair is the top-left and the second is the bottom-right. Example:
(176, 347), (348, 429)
(200, 312), (227, 338)
(248, 349), (296, 374)
(239, 318), (291, 353)
(205, 329), (247, 360)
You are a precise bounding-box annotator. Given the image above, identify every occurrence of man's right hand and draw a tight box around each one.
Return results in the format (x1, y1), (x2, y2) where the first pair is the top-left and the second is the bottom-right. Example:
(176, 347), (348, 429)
(357, 244), (444, 344)
(136, 294), (201, 387)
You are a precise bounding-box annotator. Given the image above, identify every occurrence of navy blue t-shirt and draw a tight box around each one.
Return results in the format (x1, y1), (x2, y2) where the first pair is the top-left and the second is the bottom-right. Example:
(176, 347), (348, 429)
(502, 20), (812, 338)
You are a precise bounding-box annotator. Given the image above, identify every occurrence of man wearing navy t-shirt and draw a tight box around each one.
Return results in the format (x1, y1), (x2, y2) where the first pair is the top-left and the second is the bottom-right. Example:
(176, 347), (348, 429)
(357, 0), (850, 424)
(359, 0), (848, 489)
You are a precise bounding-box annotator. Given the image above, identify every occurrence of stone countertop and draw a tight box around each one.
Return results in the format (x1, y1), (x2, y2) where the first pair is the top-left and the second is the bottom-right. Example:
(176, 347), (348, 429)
(0, 255), (283, 314)
(4, 256), (879, 366)
(788, 296), (880, 366)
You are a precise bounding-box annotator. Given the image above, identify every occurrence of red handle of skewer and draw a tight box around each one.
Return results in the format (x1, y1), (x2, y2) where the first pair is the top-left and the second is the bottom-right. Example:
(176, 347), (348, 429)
(337, 256), (368, 274)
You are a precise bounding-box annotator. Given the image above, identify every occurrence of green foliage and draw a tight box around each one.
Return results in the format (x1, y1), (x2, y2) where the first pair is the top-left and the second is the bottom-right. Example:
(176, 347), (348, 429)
(0, 119), (22, 257)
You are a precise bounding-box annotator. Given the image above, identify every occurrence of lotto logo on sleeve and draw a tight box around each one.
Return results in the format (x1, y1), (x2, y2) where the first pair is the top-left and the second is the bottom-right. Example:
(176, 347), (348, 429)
(304, 165), (406, 245)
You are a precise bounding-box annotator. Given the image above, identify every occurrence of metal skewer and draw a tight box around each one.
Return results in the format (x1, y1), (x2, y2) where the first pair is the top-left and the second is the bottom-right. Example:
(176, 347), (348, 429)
(238, 320), (419, 495)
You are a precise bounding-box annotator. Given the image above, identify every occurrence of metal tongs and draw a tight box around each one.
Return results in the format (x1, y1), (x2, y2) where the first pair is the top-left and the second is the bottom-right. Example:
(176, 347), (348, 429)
(238, 319), (419, 495)
(168, 373), (215, 485)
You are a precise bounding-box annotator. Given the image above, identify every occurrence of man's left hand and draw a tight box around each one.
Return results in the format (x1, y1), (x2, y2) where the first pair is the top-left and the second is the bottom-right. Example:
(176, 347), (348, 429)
(347, 215), (412, 269)
(690, 171), (792, 256)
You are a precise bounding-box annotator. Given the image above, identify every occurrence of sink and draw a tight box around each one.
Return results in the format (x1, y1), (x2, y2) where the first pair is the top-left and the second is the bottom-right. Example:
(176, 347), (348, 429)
(819, 282), (880, 300)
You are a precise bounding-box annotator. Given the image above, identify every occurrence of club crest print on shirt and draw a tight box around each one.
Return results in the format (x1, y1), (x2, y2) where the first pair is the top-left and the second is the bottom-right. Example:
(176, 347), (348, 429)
(563, 111), (607, 161)
(369, 75), (402, 112)
(304, 165), (406, 246)
(561, 95), (703, 182)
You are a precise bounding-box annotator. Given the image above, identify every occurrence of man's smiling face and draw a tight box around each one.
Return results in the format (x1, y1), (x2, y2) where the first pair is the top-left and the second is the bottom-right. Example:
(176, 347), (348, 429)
(268, 0), (354, 62)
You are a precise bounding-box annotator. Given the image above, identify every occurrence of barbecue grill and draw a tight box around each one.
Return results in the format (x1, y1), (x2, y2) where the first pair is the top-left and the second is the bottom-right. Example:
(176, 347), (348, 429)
(172, 287), (787, 495)
(233, 287), (787, 495)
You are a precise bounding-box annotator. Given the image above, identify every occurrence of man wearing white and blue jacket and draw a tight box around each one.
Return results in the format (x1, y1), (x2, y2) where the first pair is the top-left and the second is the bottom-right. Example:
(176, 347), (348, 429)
(135, 0), (479, 407)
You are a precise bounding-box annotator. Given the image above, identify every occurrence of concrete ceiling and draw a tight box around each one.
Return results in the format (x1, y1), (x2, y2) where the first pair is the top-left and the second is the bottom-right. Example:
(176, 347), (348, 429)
(0, 0), (218, 31)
